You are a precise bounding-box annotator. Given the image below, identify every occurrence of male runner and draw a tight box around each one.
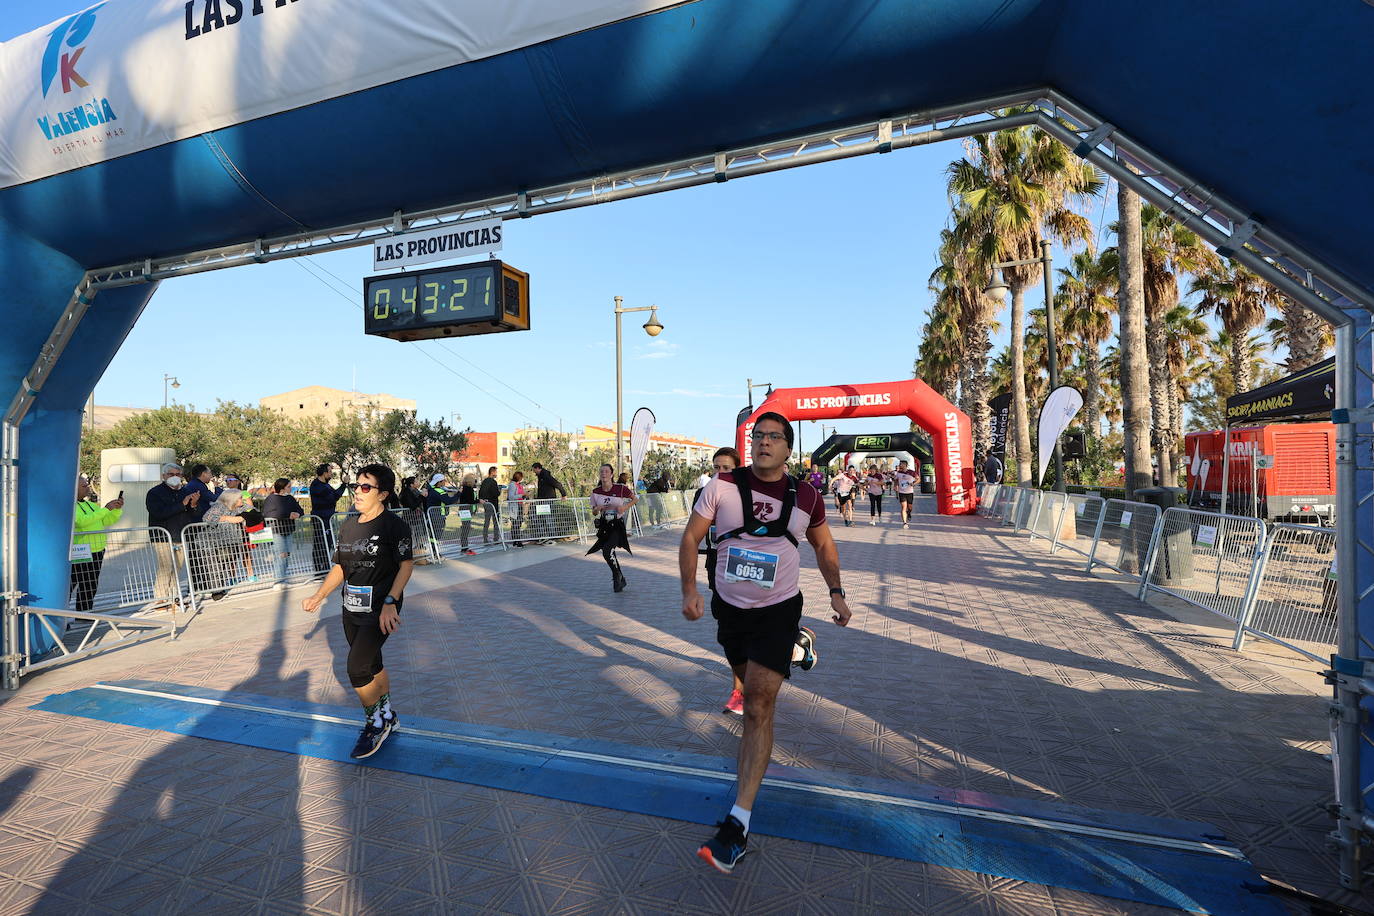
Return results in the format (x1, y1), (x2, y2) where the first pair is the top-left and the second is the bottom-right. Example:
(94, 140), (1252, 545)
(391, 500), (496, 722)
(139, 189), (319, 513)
(303, 463), (413, 759)
(829, 469), (856, 526)
(680, 412), (852, 873)
(893, 460), (918, 528)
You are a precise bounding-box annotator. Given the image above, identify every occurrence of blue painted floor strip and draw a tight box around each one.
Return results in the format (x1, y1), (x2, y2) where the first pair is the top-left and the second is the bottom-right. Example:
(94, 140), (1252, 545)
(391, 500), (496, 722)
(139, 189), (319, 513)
(34, 680), (1282, 914)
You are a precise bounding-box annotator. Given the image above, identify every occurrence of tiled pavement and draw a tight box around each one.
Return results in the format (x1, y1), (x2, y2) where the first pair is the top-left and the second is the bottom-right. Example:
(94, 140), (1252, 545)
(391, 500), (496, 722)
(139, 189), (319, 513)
(0, 499), (1357, 914)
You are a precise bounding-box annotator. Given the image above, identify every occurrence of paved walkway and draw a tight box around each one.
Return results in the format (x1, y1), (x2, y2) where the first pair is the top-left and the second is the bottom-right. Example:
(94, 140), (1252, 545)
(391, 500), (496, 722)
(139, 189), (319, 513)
(0, 499), (1352, 913)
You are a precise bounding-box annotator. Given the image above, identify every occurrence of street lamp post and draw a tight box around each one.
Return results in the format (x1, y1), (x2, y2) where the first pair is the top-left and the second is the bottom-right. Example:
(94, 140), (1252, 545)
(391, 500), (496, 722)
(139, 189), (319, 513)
(162, 374), (180, 408)
(984, 240), (1062, 491)
(746, 378), (773, 410)
(614, 296), (665, 475)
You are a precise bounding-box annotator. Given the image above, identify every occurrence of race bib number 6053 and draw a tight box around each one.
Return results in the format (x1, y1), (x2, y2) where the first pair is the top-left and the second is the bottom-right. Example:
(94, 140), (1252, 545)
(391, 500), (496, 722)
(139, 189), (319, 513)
(723, 546), (779, 589)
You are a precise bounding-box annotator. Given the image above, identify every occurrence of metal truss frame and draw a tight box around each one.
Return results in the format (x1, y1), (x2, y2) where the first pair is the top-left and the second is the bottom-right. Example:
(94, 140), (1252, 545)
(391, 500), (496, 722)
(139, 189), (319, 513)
(4, 85), (1372, 888)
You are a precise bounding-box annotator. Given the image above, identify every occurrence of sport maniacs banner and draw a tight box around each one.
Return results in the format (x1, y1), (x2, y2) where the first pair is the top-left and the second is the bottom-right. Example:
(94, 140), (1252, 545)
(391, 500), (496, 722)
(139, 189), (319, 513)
(1225, 357), (1334, 422)
(0, 0), (681, 190)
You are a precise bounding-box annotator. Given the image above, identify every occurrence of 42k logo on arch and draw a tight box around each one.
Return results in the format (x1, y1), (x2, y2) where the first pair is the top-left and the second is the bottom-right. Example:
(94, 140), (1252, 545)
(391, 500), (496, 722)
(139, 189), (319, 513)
(35, 3), (119, 143)
(41, 4), (105, 97)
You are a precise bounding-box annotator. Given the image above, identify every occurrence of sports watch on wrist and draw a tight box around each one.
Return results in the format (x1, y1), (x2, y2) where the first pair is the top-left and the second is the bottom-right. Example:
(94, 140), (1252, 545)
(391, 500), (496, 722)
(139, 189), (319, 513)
(828, 587), (846, 598)
(383, 595), (397, 606)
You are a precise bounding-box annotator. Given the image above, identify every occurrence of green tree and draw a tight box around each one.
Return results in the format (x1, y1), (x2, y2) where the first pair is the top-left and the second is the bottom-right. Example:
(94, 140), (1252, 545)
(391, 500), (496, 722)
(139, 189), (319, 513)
(947, 121), (1104, 485)
(508, 431), (610, 496)
(1190, 259), (1281, 393)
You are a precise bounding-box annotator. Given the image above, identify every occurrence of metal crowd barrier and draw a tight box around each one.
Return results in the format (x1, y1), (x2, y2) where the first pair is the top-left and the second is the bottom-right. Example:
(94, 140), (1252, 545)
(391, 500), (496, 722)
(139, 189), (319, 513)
(1026, 490), (1070, 543)
(428, 501), (505, 557)
(635, 491), (693, 531)
(1054, 493), (1105, 557)
(67, 525), (185, 616)
(1085, 499), (1162, 582)
(976, 483), (1002, 517)
(180, 517), (328, 611)
(1009, 487), (1039, 531)
(1236, 522), (1336, 660)
(330, 508), (444, 565)
(981, 492), (1338, 663)
(500, 497), (586, 546)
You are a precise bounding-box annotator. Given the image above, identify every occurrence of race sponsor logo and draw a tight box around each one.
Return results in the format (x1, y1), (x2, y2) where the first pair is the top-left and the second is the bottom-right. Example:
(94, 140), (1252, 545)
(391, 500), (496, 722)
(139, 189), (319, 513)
(35, 5), (122, 144)
(793, 392), (893, 411)
(1226, 391), (1294, 420)
(854, 435), (891, 451)
(184, 0), (304, 40)
(943, 411), (965, 509)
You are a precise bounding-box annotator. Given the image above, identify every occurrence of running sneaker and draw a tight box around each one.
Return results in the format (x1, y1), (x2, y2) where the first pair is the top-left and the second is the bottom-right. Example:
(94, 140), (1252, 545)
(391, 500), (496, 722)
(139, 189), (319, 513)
(793, 626), (818, 671)
(697, 816), (749, 873)
(349, 717), (394, 760)
(723, 688), (744, 716)
(462, 549), (477, 556)
(870, 518), (876, 526)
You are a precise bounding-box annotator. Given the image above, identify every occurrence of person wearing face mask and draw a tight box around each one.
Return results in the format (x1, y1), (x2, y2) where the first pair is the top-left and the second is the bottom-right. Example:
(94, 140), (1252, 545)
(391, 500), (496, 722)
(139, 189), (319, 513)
(145, 462), (202, 607)
(70, 474), (124, 615)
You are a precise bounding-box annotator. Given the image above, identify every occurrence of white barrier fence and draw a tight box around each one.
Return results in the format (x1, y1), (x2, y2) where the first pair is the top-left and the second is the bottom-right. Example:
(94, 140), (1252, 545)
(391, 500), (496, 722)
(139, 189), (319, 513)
(989, 486), (1338, 662)
(18, 489), (696, 681)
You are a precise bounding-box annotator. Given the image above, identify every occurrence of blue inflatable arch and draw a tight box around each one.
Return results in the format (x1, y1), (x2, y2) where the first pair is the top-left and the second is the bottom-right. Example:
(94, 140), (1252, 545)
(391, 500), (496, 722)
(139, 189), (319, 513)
(1, 0), (1371, 887)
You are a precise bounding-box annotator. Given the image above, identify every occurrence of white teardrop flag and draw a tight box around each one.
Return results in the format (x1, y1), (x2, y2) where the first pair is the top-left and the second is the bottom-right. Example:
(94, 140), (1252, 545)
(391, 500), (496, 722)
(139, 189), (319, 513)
(629, 407), (656, 484)
(1037, 386), (1085, 486)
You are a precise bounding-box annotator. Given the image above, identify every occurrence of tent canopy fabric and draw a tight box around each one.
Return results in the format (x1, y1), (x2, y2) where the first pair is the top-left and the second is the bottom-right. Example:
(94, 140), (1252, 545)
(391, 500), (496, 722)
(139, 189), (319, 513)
(0, 0), (1370, 639)
(1225, 358), (1335, 424)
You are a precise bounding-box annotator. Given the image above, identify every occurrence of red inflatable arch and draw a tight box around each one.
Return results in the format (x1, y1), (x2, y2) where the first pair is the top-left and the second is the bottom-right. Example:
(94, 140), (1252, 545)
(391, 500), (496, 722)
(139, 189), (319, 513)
(736, 380), (977, 515)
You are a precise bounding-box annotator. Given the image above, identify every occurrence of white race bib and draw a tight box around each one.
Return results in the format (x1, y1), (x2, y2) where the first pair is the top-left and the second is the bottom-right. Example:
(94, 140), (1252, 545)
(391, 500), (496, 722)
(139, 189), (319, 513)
(343, 583), (374, 614)
(69, 543), (93, 563)
(723, 546), (779, 589)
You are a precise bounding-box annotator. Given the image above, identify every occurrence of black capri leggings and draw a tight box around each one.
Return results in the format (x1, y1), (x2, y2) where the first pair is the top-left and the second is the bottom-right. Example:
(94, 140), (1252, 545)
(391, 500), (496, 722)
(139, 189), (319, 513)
(869, 493), (883, 516)
(341, 600), (401, 688)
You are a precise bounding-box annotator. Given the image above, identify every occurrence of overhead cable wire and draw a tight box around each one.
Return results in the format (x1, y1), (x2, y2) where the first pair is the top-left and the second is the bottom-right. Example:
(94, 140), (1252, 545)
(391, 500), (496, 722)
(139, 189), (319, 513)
(290, 258), (539, 426)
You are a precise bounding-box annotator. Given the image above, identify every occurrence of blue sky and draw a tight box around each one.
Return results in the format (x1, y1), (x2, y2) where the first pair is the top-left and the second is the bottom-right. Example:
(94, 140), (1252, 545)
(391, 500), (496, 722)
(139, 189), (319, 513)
(5, 2), (1128, 453)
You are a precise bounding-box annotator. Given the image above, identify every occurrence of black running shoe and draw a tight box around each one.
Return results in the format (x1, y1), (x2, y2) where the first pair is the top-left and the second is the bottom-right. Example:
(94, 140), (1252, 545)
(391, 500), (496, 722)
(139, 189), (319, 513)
(793, 626), (818, 671)
(613, 572), (626, 593)
(349, 719), (393, 759)
(697, 816), (749, 873)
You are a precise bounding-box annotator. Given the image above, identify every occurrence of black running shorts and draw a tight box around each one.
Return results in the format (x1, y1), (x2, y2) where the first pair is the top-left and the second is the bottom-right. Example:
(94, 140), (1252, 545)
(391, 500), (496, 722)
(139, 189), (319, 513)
(711, 591), (803, 679)
(898, 493), (914, 505)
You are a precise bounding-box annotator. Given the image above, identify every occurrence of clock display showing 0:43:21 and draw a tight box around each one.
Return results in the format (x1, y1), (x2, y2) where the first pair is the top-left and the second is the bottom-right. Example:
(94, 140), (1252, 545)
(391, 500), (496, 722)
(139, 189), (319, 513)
(368, 264), (497, 326)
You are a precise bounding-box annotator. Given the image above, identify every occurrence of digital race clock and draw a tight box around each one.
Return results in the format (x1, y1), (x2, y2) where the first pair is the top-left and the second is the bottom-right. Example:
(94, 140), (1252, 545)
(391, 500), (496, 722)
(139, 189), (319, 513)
(363, 260), (530, 342)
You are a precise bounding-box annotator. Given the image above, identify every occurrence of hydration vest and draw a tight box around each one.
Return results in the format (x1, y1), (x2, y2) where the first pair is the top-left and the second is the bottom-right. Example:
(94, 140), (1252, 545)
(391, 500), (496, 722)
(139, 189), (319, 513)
(716, 470), (799, 548)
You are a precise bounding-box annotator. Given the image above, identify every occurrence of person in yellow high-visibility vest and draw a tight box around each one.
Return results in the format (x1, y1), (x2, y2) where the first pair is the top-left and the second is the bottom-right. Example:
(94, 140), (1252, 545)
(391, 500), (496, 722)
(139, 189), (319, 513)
(70, 474), (124, 613)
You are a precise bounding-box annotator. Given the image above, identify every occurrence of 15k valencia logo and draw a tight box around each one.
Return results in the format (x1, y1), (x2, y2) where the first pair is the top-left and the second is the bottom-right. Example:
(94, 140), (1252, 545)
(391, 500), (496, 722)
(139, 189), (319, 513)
(36, 3), (120, 142)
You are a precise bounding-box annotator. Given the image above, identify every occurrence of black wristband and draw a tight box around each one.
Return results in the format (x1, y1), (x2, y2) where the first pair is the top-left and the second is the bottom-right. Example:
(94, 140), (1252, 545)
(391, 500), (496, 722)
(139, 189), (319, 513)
(829, 587), (845, 598)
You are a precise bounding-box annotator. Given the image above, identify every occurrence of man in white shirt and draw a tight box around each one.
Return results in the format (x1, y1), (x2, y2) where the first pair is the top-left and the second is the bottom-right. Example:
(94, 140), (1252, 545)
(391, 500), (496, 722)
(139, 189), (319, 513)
(892, 460), (918, 528)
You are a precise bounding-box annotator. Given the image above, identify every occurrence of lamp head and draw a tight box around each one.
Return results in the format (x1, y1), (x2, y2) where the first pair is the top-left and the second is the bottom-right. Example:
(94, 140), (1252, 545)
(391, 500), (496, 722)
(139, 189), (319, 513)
(982, 268), (1009, 305)
(642, 308), (664, 337)
(171, 378), (181, 389)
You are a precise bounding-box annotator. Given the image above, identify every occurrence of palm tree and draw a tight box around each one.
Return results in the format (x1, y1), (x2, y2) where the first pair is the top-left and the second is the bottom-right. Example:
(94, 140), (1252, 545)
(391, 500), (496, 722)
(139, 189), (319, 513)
(947, 121), (1105, 485)
(1191, 260), (1281, 392)
(1057, 249), (1117, 443)
(927, 224), (1000, 459)
(1163, 304), (1209, 469)
(1269, 296), (1332, 370)
(1108, 204), (1219, 486)
(914, 299), (962, 404)
(1116, 182), (1153, 495)
(1188, 329), (1275, 428)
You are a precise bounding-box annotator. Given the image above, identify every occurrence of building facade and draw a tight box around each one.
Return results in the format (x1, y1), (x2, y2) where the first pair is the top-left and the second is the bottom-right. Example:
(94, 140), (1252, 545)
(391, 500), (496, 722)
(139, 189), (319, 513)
(260, 386), (416, 421)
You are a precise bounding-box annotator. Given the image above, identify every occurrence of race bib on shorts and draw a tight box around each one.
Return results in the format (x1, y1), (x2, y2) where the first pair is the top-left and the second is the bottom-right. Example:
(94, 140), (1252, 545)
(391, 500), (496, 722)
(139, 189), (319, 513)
(604, 509), (618, 521)
(723, 546), (779, 589)
(343, 583), (374, 614)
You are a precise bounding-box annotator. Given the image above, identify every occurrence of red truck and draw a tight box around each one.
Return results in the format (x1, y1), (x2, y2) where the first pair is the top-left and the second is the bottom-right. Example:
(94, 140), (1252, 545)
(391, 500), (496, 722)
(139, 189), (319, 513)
(1184, 423), (1336, 524)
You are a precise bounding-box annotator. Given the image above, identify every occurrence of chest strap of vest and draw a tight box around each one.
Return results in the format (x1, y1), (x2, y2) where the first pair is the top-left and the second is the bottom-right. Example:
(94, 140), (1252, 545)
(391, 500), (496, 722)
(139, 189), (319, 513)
(717, 471), (798, 547)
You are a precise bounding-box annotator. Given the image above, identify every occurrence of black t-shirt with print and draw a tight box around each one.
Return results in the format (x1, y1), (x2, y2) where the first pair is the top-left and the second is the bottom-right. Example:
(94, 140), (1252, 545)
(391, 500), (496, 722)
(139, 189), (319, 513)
(331, 510), (414, 614)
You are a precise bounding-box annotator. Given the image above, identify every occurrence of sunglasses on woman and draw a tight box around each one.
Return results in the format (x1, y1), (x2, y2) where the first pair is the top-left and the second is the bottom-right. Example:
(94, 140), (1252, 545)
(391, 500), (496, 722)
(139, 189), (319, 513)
(352, 483), (379, 493)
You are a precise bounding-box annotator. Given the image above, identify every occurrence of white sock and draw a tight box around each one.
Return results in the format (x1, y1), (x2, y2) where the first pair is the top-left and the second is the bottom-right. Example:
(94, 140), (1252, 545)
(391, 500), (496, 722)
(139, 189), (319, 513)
(729, 804), (751, 834)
